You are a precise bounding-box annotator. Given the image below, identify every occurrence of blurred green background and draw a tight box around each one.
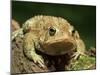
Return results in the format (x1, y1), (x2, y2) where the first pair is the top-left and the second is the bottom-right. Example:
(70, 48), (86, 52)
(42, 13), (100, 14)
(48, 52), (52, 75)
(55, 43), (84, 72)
(12, 1), (96, 49)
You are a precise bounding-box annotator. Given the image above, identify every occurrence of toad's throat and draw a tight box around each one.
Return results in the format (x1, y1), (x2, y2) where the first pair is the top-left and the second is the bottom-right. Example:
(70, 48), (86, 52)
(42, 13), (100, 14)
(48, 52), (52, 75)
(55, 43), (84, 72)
(39, 39), (76, 56)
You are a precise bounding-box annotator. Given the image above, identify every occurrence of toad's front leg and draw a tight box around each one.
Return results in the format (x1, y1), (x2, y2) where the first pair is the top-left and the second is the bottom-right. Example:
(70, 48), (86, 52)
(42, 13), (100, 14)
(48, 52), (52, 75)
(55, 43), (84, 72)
(23, 32), (45, 68)
(72, 31), (86, 60)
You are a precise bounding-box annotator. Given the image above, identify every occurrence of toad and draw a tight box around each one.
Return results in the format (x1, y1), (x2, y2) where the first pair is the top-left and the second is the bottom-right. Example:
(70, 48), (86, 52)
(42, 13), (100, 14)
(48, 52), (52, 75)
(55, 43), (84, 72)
(12, 15), (86, 68)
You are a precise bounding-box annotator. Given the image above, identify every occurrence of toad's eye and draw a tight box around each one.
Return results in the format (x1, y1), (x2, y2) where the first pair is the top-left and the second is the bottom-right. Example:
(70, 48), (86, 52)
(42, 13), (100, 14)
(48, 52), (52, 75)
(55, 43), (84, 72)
(72, 29), (75, 36)
(49, 27), (56, 36)
(72, 29), (75, 34)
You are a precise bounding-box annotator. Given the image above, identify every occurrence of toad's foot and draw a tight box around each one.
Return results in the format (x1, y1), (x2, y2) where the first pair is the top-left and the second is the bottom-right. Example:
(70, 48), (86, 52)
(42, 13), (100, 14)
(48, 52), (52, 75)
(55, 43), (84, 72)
(72, 52), (87, 60)
(72, 52), (80, 60)
(32, 54), (45, 68)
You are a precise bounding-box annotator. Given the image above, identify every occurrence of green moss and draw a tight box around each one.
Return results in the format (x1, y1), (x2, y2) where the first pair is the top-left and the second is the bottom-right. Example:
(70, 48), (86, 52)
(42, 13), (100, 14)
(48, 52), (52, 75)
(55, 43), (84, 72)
(66, 55), (96, 70)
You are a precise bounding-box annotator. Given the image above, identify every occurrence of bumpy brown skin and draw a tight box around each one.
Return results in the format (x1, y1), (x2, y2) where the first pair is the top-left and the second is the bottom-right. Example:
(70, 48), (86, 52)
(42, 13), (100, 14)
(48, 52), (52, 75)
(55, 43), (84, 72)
(22, 15), (86, 68)
(12, 19), (20, 31)
(12, 20), (23, 41)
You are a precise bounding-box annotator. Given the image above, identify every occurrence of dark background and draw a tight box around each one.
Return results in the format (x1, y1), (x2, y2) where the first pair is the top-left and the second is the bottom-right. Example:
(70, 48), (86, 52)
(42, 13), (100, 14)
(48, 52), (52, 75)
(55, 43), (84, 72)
(12, 1), (96, 49)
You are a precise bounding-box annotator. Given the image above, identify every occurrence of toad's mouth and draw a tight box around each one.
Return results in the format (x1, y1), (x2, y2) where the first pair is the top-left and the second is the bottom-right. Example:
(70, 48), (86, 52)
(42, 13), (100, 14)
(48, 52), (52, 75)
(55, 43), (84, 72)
(39, 39), (76, 56)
